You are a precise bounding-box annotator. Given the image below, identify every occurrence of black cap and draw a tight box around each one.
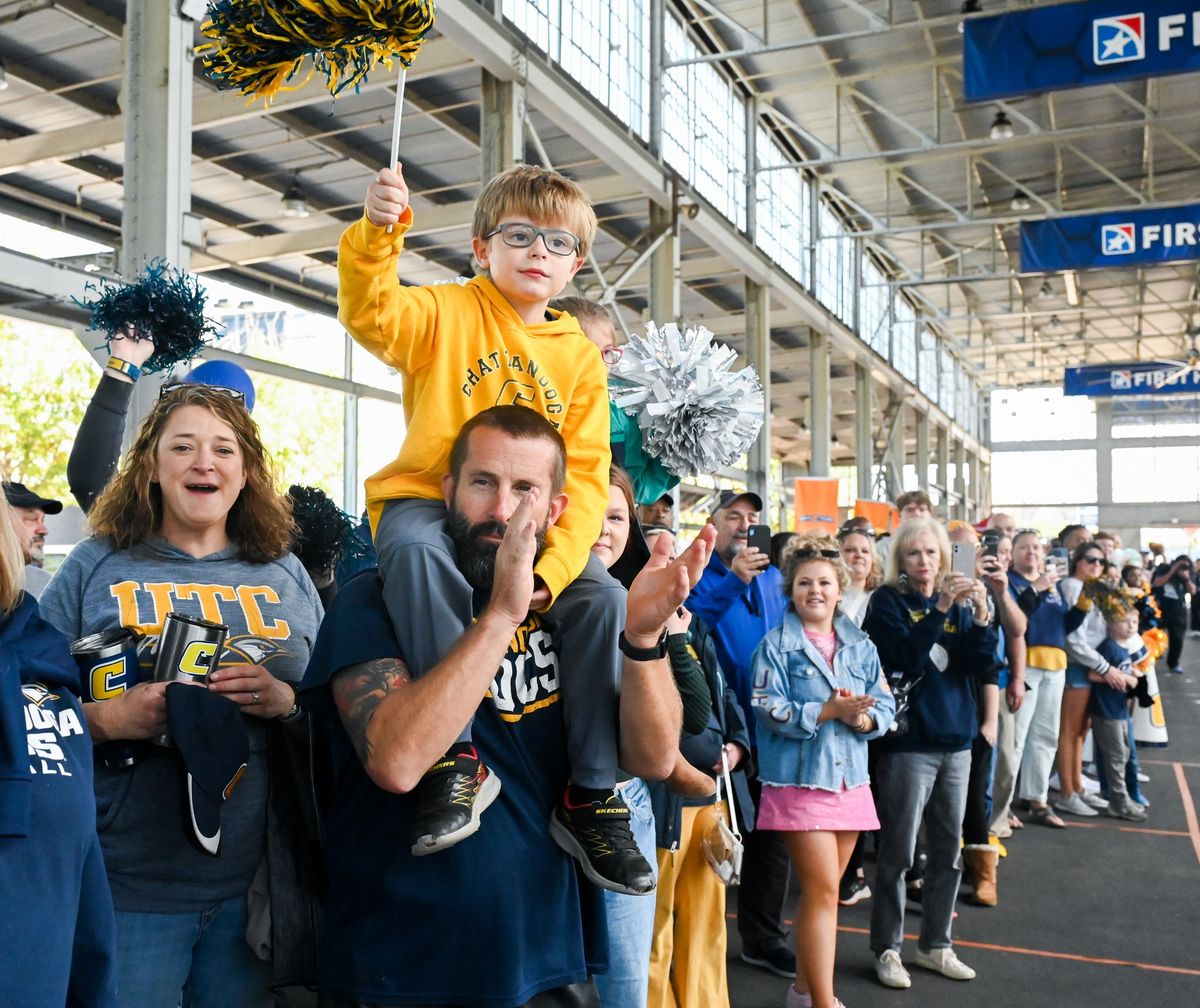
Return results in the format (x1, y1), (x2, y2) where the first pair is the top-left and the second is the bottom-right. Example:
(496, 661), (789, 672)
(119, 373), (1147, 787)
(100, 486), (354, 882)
(166, 684), (249, 856)
(652, 492), (674, 505)
(713, 489), (763, 514)
(3, 481), (62, 514)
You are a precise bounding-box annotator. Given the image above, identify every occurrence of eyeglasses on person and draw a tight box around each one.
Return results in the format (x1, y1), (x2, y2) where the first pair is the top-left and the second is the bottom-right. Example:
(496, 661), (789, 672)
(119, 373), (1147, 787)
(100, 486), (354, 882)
(483, 222), (581, 257)
(158, 382), (246, 404)
(600, 346), (623, 366)
(1082, 554), (1104, 565)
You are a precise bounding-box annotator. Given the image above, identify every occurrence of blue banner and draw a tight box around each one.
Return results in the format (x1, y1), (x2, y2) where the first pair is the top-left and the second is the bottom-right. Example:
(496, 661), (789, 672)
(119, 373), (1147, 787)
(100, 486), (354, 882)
(964, 0), (1200, 102)
(1020, 203), (1200, 272)
(1065, 360), (1200, 396)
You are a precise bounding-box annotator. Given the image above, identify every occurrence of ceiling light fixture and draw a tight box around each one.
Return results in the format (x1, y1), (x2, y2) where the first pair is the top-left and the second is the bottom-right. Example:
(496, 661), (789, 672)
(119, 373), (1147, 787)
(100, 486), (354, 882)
(1064, 270), (1080, 306)
(1011, 189), (1032, 212)
(281, 175), (310, 219)
(958, 0), (982, 33)
(989, 110), (1015, 140)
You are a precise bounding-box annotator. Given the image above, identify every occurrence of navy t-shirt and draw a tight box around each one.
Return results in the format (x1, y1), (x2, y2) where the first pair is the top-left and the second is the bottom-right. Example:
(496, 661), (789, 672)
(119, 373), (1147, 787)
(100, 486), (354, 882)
(301, 571), (606, 1008)
(1091, 638), (1132, 721)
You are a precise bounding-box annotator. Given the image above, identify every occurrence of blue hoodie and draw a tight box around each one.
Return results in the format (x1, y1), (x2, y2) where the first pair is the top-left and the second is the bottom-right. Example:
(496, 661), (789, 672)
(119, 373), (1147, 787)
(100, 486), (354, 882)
(687, 551), (786, 743)
(0, 593), (117, 1007)
(862, 584), (998, 752)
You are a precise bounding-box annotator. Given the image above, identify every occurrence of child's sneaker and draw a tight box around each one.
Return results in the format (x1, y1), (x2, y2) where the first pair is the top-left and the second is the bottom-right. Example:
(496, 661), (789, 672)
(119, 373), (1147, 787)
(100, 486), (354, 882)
(410, 744), (501, 856)
(549, 787), (655, 895)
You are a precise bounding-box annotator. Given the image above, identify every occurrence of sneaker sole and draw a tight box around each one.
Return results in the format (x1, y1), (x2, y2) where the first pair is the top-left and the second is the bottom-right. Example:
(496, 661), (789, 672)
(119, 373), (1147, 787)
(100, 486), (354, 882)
(410, 771), (502, 857)
(548, 813), (656, 896)
(739, 952), (796, 979)
(839, 888), (872, 906)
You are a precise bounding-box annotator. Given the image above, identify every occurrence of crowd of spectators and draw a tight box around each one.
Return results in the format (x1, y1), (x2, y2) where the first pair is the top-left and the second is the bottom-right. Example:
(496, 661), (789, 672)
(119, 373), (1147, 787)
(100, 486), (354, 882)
(1, 159), (1190, 1008)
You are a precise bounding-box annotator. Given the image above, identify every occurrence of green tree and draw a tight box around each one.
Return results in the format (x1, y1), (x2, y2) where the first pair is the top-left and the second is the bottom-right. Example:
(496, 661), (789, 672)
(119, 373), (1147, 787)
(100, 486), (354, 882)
(0, 319), (97, 498)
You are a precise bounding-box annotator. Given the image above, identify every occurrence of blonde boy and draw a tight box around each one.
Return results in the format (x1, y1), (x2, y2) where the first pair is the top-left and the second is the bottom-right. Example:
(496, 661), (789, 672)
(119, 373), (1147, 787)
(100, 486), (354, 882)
(337, 163), (653, 895)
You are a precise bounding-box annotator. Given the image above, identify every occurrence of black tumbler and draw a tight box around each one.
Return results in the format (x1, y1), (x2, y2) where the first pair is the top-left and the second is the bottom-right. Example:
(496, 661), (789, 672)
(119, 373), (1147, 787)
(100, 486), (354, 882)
(70, 627), (146, 770)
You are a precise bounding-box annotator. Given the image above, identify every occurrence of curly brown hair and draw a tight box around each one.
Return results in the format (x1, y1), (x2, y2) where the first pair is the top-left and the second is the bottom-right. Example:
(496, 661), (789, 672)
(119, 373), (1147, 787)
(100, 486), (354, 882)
(87, 384), (293, 563)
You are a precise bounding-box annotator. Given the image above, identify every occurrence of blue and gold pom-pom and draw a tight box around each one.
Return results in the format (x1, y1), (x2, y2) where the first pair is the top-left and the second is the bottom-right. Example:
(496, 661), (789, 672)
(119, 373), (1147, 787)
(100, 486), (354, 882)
(199, 0), (436, 104)
(287, 484), (371, 576)
(75, 260), (220, 375)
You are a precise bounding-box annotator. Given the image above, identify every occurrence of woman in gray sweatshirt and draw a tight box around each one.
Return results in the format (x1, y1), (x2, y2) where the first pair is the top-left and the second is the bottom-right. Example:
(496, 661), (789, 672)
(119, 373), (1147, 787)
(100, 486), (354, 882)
(41, 383), (323, 1008)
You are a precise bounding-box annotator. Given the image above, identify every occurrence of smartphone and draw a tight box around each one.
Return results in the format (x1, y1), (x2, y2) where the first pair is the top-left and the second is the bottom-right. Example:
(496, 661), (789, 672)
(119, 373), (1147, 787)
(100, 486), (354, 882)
(981, 533), (1000, 559)
(952, 541), (976, 578)
(747, 524), (772, 556)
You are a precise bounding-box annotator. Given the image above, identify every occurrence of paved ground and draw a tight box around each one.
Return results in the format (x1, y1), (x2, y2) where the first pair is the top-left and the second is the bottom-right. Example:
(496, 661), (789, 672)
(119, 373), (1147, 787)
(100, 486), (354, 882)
(727, 647), (1200, 1007)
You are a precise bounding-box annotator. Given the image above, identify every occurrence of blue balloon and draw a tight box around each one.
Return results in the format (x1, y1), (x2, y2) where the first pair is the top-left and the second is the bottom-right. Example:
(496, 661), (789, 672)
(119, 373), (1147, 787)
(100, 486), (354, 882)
(183, 360), (256, 412)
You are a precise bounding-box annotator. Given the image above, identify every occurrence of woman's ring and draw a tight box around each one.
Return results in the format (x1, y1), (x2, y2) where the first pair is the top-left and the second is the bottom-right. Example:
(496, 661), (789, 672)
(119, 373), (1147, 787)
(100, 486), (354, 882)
(250, 691), (260, 706)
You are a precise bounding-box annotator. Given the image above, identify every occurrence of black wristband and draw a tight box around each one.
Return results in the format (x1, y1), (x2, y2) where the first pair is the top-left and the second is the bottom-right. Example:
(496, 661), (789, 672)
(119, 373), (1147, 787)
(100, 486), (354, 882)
(618, 629), (668, 661)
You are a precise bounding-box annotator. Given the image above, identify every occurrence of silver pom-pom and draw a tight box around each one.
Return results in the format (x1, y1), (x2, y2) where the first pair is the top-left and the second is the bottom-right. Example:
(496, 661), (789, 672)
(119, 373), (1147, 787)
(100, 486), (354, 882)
(610, 321), (765, 477)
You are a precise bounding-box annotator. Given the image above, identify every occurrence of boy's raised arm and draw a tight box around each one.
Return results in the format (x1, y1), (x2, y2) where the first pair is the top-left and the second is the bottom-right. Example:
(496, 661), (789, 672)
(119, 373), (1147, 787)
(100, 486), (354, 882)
(338, 163), (441, 374)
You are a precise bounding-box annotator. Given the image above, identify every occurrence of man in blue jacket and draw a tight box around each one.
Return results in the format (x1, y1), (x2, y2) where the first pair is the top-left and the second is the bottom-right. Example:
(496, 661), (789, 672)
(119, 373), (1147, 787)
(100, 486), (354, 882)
(686, 490), (790, 978)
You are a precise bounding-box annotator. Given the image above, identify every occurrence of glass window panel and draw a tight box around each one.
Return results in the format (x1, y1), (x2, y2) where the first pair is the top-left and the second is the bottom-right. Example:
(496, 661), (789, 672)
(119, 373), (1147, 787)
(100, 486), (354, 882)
(891, 298), (917, 381)
(989, 387), (1096, 442)
(918, 327), (938, 400)
(754, 129), (806, 284)
(356, 397), (409, 517)
(1112, 446), (1200, 503)
(991, 449), (1097, 506)
(248, 371), (346, 507)
(1112, 395), (1200, 439)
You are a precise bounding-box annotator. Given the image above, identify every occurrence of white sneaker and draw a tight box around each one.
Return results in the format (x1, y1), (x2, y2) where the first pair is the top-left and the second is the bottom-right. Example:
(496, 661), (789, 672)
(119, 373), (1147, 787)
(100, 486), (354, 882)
(1049, 772), (1061, 792)
(1053, 792), (1099, 817)
(1107, 800), (1148, 822)
(914, 946), (976, 981)
(1081, 773), (1101, 794)
(875, 949), (911, 989)
(1137, 771), (1151, 783)
(1081, 790), (1109, 810)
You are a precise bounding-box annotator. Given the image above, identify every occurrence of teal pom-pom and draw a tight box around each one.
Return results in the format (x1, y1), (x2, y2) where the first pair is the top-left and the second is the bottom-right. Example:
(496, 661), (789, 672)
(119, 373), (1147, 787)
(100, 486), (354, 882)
(76, 260), (221, 374)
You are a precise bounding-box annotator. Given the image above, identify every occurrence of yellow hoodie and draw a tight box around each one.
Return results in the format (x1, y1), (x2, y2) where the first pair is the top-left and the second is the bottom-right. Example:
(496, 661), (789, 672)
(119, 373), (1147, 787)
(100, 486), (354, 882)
(338, 209), (611, 603)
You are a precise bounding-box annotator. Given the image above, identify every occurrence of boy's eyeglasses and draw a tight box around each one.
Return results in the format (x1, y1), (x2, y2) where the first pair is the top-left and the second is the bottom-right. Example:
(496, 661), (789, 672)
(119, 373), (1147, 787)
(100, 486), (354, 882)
(600, 346), (623, 366)
(483, 222), (581, 257)
(159, 382), (246, 405)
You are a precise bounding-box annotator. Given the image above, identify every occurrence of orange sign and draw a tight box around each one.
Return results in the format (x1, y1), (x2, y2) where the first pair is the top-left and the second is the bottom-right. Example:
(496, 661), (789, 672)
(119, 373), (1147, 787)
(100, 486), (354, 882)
(793, 479), (840, 533)
(854, 499), (899, 533)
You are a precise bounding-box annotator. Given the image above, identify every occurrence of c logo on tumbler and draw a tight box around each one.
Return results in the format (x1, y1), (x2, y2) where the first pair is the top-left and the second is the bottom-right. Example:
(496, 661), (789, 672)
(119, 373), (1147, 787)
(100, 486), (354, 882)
(175, 639), (220, 680)
(90, 657), (132, 700)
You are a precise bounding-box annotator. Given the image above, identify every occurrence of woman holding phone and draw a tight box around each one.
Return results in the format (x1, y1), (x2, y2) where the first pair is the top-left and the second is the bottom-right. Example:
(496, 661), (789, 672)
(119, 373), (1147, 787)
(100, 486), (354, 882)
(1005, 532), (1068, 828)
(862, 519), (996, 991)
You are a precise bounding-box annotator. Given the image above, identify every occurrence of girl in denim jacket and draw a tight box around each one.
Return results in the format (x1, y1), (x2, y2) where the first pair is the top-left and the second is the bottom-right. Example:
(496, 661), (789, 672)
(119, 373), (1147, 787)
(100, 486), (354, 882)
(751, 533), (895, 1008)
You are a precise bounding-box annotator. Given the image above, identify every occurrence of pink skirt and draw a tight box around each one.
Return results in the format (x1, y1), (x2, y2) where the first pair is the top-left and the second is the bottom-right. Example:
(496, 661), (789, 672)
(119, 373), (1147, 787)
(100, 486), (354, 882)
(757, 782), (879, 832)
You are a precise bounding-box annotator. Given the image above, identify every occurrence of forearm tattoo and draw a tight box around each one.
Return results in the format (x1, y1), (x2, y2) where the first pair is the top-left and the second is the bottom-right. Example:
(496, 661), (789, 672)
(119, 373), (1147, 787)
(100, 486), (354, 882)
(332, 657), (411, 765)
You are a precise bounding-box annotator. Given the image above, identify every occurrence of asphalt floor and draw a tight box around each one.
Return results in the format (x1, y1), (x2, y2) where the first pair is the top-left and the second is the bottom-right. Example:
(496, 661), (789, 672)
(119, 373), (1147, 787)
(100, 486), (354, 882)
(726, 647), (1200, 1007)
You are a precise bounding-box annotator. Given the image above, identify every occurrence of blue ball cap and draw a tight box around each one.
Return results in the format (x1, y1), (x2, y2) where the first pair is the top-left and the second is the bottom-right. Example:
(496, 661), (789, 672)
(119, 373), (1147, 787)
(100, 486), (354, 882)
(184, 360), (256, 413)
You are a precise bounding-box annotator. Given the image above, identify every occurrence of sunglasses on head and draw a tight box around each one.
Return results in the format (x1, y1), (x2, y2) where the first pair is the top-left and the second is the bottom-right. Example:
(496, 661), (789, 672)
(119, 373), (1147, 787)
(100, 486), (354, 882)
(159, 381), (246, 404)
(793, 547), (841, 560)
(836, 523), (875, 539)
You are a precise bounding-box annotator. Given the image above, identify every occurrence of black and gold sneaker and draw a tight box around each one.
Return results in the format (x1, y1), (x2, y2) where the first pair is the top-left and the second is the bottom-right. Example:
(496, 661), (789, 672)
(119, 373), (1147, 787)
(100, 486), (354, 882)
(409, 744), (501, 856)
(549, 787), (656, 895)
